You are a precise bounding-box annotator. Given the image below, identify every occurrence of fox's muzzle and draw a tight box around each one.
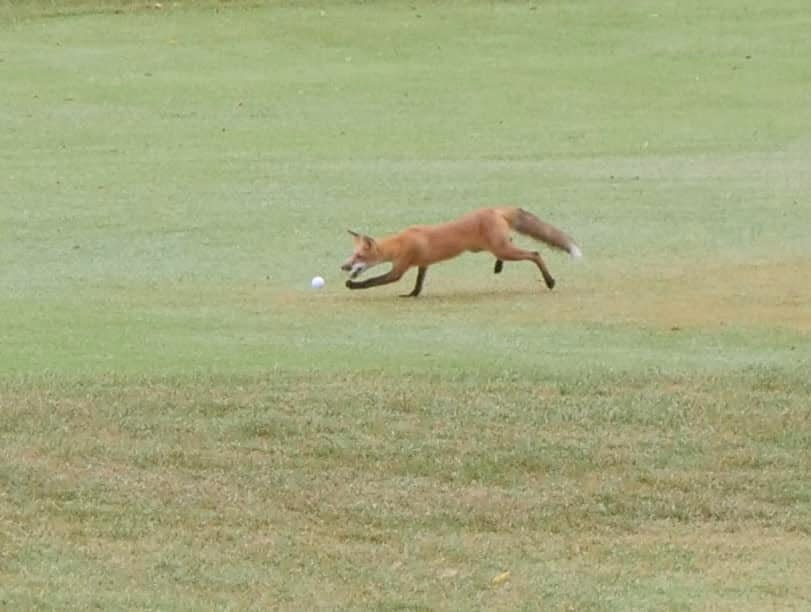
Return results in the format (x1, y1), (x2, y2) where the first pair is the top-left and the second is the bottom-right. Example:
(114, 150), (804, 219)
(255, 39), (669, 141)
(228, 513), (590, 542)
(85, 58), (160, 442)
(342, 262), (366, 279)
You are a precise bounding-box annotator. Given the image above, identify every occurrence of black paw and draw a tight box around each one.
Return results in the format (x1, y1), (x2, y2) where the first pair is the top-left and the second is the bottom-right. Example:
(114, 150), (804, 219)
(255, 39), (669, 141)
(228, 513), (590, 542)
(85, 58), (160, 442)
(545, 277), (556, 290)
(345, 280), (355, 289)
(494, 260), (504, 274)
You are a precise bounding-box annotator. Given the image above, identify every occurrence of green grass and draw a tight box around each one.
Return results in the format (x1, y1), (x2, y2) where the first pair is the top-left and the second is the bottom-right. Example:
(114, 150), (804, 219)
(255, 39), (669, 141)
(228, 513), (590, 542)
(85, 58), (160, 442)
(2, 1), (810, 609)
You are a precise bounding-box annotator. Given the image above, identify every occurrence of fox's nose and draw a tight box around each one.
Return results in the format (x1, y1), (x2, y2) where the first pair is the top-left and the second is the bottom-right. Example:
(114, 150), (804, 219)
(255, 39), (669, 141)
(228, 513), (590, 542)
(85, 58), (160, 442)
(340, 262), (351, 271)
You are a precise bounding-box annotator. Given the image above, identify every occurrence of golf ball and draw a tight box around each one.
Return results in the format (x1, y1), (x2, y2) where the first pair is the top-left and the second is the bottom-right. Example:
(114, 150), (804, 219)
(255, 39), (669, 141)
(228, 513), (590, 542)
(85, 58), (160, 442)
(311, 276), (325, 289)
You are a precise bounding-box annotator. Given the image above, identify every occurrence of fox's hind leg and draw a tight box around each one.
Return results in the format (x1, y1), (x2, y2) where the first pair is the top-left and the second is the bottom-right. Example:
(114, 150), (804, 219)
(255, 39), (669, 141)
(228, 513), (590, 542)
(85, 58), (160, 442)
(483, 217), (555, 288)
(490, 244), (555, 289)
(493, 236), (513, 274)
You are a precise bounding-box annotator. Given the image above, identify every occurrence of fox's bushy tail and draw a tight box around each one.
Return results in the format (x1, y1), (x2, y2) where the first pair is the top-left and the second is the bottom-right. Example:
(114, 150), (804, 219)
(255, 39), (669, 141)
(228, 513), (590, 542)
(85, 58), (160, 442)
(511, 208), (582, 258)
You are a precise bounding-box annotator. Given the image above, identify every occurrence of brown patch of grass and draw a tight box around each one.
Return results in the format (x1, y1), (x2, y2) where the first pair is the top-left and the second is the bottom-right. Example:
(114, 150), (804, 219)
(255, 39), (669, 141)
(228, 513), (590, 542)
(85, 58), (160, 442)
(556, 257), (811, 331)
(1, 370), (809, 608)
(275, 256), (811, 335)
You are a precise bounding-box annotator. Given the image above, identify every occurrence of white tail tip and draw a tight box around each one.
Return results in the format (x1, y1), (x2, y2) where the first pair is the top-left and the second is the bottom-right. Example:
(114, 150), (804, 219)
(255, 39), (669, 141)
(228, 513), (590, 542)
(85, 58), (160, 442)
(569, 244), (583, 258)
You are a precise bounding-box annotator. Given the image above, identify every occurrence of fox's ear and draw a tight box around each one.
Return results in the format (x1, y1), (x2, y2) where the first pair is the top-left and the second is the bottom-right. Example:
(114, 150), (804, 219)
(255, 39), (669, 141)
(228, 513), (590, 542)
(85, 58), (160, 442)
(347, 229), (360, 238)
(362, 235), (376, 248)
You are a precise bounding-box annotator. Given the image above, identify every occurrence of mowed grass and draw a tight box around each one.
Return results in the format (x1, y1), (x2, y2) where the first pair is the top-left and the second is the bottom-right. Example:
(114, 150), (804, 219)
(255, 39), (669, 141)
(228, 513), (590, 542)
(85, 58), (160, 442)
(1, 1), (810, 609)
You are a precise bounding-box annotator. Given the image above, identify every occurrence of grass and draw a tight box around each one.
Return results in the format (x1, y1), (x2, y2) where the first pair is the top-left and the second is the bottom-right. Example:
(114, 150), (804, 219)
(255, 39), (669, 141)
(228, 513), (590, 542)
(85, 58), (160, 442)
(1, 0), (810, 609)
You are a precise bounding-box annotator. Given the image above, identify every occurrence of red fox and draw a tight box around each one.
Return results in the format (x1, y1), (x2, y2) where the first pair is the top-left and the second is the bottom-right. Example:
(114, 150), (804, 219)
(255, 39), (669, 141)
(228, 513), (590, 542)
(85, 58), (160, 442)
(341, 207), (581, 297)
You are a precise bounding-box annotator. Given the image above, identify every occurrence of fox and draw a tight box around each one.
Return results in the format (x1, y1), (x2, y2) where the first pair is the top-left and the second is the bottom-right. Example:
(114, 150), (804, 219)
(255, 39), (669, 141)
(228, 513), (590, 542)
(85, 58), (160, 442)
(341, 207), (582, 297)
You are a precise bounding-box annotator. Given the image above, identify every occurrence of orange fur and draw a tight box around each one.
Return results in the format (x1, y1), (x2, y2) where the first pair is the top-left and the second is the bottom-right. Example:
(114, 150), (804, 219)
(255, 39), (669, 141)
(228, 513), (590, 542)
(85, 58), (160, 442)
(342, 207), (581, 297)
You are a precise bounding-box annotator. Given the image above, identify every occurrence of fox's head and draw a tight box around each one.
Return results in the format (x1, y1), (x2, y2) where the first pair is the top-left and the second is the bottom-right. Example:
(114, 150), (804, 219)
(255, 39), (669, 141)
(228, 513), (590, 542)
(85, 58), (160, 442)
(341, 230), (383, 279)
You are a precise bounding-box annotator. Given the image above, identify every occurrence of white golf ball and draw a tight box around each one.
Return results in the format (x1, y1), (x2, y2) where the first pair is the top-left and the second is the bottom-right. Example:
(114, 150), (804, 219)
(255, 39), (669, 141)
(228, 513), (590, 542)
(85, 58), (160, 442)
(311, 276), (325, 289)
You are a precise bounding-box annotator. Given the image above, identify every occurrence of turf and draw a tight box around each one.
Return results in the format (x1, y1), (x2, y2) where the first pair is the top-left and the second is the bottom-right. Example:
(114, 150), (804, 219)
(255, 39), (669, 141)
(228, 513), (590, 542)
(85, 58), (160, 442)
(1, 1), (810, 609)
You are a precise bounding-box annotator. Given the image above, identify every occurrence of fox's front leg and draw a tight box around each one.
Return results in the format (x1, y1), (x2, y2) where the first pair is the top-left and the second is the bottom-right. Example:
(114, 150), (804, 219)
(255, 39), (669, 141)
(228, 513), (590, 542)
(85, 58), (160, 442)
(400, 266), (427, 298)
(345, 266), (406, 290)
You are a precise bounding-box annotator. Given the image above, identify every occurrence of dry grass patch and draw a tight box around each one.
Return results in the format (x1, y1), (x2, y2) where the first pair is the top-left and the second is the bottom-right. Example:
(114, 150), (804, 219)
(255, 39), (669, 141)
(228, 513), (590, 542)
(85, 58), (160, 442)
(2, 372), (809, 607)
